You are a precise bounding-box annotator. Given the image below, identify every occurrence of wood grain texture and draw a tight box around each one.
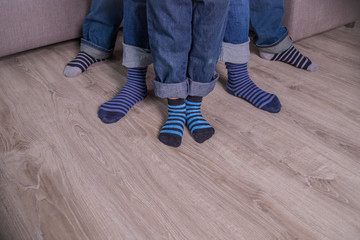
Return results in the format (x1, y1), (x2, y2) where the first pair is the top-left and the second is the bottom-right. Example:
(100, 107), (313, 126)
(1, 24), (360, 240)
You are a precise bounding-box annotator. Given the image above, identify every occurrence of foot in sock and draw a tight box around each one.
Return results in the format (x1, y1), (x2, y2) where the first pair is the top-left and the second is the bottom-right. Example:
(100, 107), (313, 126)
(186, 96), (215, 143)
(225, 62), (281, 113)
(98, 67), (148, 123)
(64, 51), (104, 77)
(158, 99), (186, 147)
(260, 45), (318, 72)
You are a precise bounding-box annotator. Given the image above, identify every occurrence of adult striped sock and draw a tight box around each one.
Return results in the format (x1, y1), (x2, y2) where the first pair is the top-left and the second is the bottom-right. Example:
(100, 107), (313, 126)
(186, 96), (214, 143)
(64, 51), (104, 77)
(98, 67), (147, 124)
(226, 62), (281, 113)
(158, 99), (186, 147)
(260, 45), (318, 72)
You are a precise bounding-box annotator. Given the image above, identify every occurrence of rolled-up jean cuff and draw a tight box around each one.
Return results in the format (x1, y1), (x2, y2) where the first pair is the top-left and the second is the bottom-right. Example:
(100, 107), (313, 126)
(122, 43), (153, 68)
(219, 39), (250, 64)
(153, 79), (189, 99)
(80, 39), (113, 59)
(257, 35), (292, 54)
(188, 73), (219, 97)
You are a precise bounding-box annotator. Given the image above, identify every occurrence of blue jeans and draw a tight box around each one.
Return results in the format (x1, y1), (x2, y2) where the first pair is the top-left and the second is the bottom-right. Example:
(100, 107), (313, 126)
(122, 0), (152, 68)
(219, 0), (250, 64)
(81, 0), (123, 59)
(220, 0), (292, 64)
(80, 0), (151, 68)
(250, 0), (290, 50)
(147, 0), (229, 99)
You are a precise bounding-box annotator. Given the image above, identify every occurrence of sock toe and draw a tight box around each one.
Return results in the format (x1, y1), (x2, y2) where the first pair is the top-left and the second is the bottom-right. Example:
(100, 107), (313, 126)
(98, 109), (125, 124)
(261, 95), (281, 113)
(64, 66), (82, 77)
(158, 133), (182, 147)
(192, 127), (215, 143)
(307, 63), (318, 72)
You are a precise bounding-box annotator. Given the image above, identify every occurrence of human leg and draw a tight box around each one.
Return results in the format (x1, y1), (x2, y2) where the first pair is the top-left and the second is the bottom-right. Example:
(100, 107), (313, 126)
(64, 0), (123, 77)
(98, 0), (151, 123)
(250, 0), (317, 71)
(185, 0), (230, 143)
(147, 0), (192, 147)
(221, 0), (281, 113)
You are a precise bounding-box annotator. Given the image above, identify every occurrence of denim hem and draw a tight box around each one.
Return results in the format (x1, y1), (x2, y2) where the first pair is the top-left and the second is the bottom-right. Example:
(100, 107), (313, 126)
(188, 72), (219, 97)
(153, 79), (189, 99)
(80, 39), (113, 59)
(122, 43), (153, 68)
(219, 39), (250, 64)
(256, 33), (292, 54)
(153, 73), (218, 99)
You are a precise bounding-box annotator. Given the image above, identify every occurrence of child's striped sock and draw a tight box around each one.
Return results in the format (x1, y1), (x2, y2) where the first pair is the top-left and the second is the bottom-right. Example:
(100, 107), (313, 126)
(64, 51), (104, 77)
(226, 62), (281, 113)
(260, 45), (318, 72)
(158, 99), (186, 147)
(98, 67), (147, 123)
(186, 96), (214, 143)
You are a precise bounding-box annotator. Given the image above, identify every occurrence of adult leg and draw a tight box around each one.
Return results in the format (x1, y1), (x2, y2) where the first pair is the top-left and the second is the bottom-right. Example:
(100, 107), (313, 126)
(250, 0), (317, 71)
(98, 0), (151, 123)
(220, 0), (281, 113)
(64, 0), (123, 77)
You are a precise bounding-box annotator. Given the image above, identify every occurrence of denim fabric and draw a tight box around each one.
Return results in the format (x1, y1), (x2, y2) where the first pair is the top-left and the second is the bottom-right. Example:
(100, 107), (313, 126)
(258, 35), (292, 54)
(122, 0), (151, 67)
(122, 43), (152, 68)
(250, 0), (290, 50)
(123, 0), (149, 49)
(221, 0), (250, 63)
(153, 73), (219, 99)
(81, 0), (123, 59)
(147, 0), (229, 98)
(224, 0), (249, 45)
(221, 0), (292, 60)
(219, 39), (250, 64)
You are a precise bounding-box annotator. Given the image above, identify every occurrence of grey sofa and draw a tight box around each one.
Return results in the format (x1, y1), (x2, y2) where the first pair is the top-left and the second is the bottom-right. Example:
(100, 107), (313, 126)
(283, 0), (360, 41)
(0, 0), (359, 58)
(0, 0), (91, 58)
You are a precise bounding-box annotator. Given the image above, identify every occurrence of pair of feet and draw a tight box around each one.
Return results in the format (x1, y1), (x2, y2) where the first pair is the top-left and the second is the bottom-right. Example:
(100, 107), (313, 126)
(159, 97), (215, 147)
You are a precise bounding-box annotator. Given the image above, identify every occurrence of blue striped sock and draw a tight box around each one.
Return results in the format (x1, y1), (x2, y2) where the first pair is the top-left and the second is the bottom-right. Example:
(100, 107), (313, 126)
(98, 67), (147, 123)
(186, 96), (214, 143)
(158, 99), (186, 147)
(226, 62), (281, 113)
(261, 45), (318, 72)
(64, 51), (103, 77)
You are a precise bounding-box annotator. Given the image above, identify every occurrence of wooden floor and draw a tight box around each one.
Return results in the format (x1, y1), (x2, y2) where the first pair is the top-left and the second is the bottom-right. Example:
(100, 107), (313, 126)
(1, 23), (360, 240)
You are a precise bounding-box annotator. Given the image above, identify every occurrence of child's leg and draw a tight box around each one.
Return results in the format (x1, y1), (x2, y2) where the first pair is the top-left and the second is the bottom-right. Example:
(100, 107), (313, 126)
(98, 0), (151, 123)
(220, 0), (281, 113)
(64, 0), (123, 77)
(185, 0), (230, 142)
(147, 0), (193, 147)
(250, 0), (317, 71)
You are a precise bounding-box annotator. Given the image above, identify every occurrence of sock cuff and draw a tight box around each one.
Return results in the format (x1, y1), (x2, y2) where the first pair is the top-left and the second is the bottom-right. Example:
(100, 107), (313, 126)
(225, 62), (247, 68)
(168, 98), (185, 106)
(186, 96), (203, 103)
(128, 66), (148, 71)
